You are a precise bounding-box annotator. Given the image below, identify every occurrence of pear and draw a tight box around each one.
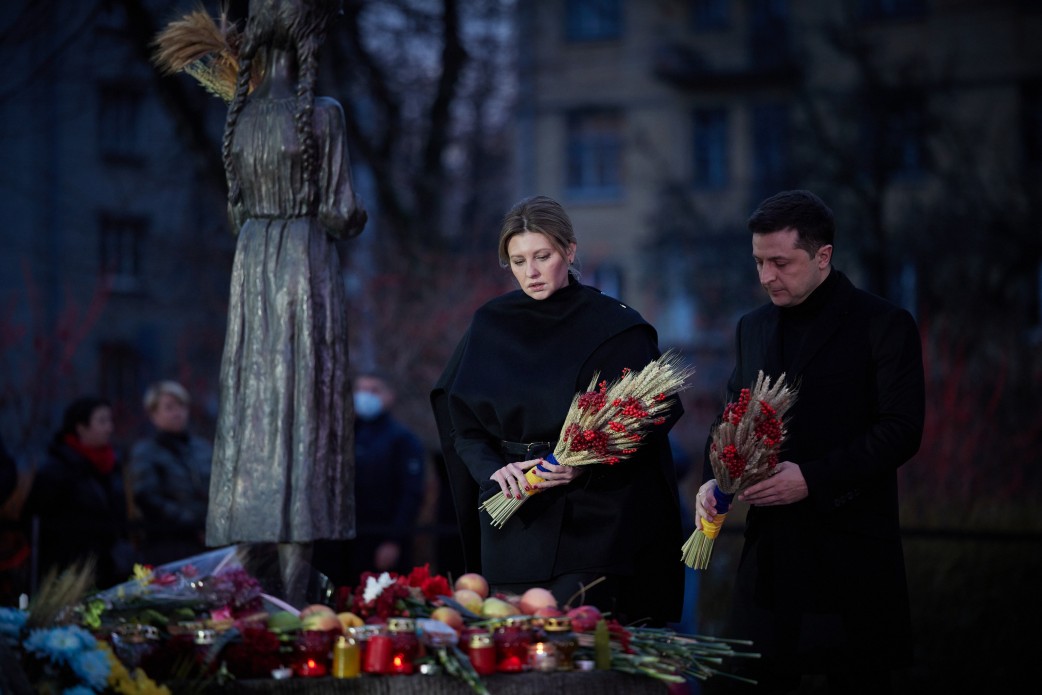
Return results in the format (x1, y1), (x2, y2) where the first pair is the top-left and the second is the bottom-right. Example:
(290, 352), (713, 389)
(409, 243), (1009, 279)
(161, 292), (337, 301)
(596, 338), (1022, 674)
(480, 596), (517, 619)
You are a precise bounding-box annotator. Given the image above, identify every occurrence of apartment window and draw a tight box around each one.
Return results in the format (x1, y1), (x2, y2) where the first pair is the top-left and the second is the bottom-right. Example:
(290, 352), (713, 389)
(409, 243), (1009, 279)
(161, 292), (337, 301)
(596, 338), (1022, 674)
(97, 84), (143, 163)
(749, 0), (789, 69)
(860, 0), (927, 21)
(751, 102), (790, 199)
(99, 214), (146, 293)
(692, 108), (729, 189)
(691, 0), (730, 31)
(566, 109), (624, 199)
(565, 0), (622, 41)
(1023, 82), (1042, 171)
(98, 341), (142, 417)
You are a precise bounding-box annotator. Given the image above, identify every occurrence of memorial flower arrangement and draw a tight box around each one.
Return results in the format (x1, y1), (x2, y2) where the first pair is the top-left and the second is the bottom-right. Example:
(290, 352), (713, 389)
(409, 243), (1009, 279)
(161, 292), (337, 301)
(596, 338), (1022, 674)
(681, 370), (797, 569)
(482, 350), (695, 528)
(3, 551), (756, 691)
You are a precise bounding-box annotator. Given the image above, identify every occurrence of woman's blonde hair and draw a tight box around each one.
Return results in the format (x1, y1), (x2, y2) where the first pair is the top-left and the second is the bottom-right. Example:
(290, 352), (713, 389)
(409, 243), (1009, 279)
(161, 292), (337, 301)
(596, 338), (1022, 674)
(143, 381), (191, 412)
(497, 195), (580, 278)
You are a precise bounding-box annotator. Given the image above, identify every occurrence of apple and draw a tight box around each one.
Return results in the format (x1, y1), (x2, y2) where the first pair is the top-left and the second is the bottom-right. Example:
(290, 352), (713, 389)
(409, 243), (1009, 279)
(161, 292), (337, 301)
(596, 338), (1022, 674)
(480, 596), (516, 619)
(299, 604), (341, 632)
(454, 572), (489, 599)
(453, 588), (484, 614)
(430, 606), (464, 632)
(519, 587), (557, 616)
(533, 605), (564, 619)
(566, 604), (603, 632)
(299, 604), (336, 619)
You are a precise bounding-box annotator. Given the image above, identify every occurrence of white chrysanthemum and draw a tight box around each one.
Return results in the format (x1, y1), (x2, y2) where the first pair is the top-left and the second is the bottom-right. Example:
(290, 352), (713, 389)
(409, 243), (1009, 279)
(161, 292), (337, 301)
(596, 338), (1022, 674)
(362, 572), (395, 603)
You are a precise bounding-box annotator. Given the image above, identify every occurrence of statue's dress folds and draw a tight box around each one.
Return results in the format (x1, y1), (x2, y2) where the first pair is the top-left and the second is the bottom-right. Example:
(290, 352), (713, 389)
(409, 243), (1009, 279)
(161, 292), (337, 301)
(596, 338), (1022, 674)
(207, 95), (361, 546)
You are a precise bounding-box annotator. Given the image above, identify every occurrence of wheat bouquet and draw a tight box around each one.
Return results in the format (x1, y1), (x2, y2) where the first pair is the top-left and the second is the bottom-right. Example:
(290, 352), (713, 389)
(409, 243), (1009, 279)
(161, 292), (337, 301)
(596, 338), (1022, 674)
(482, 350), (694, 528)
(681, 371), (796, 569)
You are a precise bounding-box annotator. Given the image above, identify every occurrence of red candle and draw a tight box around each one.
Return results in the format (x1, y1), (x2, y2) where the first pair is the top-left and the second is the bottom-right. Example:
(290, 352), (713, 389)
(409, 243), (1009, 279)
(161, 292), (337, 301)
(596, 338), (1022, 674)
(467, 632), (497, 676)
(363, 634), (392, 674)
(293, 630), (331, 677)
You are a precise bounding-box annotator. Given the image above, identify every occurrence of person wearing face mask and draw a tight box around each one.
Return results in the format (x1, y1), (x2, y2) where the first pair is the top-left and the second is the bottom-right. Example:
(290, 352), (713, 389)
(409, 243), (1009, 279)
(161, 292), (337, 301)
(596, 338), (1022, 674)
(347, 370), (426, 583)
(128, 381), (213, 567)
(431, 196), (685, 625)
(23, 397), (129, 590)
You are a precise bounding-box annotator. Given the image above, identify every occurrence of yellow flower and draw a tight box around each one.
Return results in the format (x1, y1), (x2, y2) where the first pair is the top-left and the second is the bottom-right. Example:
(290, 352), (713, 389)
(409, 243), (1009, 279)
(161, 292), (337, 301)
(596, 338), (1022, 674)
(100, 642), (172, 695)
(132, 564), (155, 586)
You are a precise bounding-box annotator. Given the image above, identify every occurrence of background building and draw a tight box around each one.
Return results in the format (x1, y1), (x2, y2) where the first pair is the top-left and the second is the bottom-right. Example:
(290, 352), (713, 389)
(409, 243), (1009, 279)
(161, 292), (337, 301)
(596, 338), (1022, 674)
(0, 1), (235, 451)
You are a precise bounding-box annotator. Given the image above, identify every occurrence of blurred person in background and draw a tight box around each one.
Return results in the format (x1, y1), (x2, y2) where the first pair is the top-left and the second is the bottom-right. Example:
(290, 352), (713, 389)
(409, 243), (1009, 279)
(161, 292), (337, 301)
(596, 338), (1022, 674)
(23, 396), (131, 590)
(694, 190), (924, 694)
(348, 370), (426, 582)
(432, 195), (685, 625)
(0, 434), (15, 504)
(129, 381), (212, 567)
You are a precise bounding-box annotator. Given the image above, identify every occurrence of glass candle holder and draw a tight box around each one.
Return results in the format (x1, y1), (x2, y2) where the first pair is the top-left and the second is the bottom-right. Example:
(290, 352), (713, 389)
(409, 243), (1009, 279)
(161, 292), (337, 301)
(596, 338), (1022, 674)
(543, 616), (578, 670)
(527, 641), (559, 672)
(493, 615), (532, 673)
(293, 630), (332, 677)
(332, 635), (360, 678)
(388, 617), (418, 675)
(467, 631), (497, 676)
(363, 626), (392, 675)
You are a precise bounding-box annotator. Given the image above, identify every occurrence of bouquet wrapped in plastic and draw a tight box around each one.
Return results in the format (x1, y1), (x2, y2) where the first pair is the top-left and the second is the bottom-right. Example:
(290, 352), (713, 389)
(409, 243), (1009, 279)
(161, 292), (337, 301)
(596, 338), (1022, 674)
(482, 350), (694, 528)
(681, 371), (796, 569)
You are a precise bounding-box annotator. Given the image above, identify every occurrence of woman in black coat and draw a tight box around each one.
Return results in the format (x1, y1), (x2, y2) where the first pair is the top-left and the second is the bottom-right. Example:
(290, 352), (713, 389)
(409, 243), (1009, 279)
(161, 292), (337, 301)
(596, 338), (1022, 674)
(24, 397), (127, 589)
(432, 196), (684, 625)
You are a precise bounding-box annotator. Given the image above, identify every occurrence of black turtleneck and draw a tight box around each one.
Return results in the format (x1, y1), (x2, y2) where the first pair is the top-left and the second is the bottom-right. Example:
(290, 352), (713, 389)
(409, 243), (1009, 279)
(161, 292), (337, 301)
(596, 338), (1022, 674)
(779, 268), (839, 372)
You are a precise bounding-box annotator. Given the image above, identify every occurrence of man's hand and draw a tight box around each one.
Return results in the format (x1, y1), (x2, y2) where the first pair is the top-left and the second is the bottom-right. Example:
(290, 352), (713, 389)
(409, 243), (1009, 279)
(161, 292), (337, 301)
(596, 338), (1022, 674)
(738, 461), (808, 506)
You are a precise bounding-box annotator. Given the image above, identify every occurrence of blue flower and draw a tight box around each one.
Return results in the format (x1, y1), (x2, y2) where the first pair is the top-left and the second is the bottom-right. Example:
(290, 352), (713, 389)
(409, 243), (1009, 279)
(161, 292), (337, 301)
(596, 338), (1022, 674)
(24, 625), (97, 663)
(62, 686), (96, 695)
(69, 647), (111, 689)
(0, 607), (27, 642)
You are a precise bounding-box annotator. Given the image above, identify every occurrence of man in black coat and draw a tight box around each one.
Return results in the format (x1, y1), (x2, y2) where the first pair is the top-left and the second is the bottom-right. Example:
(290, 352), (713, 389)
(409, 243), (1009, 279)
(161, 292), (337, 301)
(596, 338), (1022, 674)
(695, 190), (925, 694)
(350, 371), (426, 580)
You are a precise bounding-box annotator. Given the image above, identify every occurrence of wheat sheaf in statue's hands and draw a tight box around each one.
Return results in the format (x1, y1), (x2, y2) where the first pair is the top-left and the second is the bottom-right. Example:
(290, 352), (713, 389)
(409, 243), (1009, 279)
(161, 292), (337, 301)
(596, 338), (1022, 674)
(681, 370), (797, 570)
(482, 350), (695, 529)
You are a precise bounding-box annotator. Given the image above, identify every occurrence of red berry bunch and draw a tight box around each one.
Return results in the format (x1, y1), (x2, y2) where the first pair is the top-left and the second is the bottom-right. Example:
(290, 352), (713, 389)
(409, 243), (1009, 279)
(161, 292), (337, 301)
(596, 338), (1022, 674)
(719, 443), (745, 478)
(577, 380), (609, 412)
(753, 400), (782, 447)
(722, 388), (751, 425)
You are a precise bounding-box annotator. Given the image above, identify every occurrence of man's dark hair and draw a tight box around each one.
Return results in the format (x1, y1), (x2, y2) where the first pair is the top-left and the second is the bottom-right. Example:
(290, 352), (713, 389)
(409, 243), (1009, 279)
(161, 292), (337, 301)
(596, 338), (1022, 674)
(747, 190), (835, 256)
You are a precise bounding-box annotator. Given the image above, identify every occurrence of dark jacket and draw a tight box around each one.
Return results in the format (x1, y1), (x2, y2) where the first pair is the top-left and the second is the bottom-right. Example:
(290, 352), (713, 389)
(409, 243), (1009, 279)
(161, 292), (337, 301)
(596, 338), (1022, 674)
(24, 439), (127, 588)
(128, 431), (212, 564)
(433, 281), (684, 623)
(708, 269), (924, 673)
(353, 411), (426, 569)
(0, 435), (15, 505)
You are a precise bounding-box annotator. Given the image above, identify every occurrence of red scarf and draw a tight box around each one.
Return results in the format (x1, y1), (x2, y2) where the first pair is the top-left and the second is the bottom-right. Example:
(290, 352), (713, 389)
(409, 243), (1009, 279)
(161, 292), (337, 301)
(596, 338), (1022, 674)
(63, 433), (116, 476)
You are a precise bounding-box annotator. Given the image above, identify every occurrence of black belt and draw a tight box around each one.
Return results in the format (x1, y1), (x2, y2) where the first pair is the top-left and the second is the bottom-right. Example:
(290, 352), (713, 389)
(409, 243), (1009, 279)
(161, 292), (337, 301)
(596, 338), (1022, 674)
(500, 440), (556, 456)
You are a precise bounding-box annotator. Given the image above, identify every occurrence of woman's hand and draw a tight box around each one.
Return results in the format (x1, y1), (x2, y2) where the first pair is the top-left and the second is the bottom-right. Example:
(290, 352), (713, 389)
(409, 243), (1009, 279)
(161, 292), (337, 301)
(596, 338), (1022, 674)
(694, 479), (720, 531)
(490, 457), (580, 500)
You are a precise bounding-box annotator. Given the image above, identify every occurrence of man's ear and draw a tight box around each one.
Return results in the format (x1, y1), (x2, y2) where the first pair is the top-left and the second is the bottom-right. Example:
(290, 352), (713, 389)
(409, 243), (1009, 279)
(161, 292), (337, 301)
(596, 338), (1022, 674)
(817, 244), (833, 267)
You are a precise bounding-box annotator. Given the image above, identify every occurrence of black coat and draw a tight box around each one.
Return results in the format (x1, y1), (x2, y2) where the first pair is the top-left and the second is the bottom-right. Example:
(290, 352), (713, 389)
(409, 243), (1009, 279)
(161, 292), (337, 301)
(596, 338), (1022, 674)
(353, 411), (426, 572)
(707, 270), (924, 674)
(433, 281), (684, 623)
(24, 439), (127, 588)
